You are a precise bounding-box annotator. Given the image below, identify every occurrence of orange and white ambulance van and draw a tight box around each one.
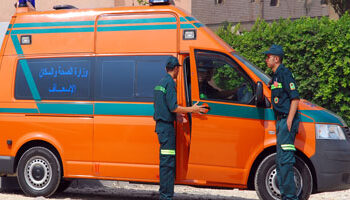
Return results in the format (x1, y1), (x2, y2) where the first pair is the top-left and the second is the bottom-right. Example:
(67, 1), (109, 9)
(0, 0), (350, 199)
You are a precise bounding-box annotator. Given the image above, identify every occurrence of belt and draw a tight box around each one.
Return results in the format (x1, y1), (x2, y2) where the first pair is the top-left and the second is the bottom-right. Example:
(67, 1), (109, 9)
(276, 113), (288, 120)
(156, 120), (173, 124)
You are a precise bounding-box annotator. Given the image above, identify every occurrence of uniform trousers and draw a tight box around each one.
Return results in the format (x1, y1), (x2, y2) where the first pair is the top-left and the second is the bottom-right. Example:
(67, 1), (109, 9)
(276, 116), (300, 200)
(156, 121), (176, 200)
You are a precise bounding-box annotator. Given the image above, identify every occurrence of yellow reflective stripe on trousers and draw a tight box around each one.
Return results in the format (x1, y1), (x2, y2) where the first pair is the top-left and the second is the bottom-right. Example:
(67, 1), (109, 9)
(154, 86), (166, 94)
(161, 149), (175, 155)
(271, 83), (283, 90)
(281, 144), (296, 151)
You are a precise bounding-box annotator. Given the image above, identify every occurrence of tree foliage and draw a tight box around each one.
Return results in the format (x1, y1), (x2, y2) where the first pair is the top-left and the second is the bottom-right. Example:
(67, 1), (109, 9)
(137, 0), (149, 5)
(216, 14), (350, 125)
(214, 65), (245, 90)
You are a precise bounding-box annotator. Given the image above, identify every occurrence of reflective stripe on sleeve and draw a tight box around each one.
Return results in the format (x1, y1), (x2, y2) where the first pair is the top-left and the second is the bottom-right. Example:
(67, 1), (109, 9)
(271, 83), (283, 90)
(154, 86), (167, 94)
(281, 144), (296, 151)
(161, 149), (175, 155)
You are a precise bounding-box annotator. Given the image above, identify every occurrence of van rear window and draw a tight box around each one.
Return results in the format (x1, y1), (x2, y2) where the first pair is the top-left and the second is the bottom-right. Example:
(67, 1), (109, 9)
(94, 56), (168, 102)
(15, 57), (92, 100)
(15, 56), (168, 102)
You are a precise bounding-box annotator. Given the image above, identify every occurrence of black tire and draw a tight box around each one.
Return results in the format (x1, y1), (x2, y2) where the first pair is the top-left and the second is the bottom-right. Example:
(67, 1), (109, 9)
(55, 179), (72, 193)
(17, 147), (61, 197)
(254, 153), (312, 200)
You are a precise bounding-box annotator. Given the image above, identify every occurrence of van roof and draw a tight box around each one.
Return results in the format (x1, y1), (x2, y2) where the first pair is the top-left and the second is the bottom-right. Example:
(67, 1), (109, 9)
(15, 5), (194, 21)
(6, 5), (233, 55)
(13, 5), (195, 29)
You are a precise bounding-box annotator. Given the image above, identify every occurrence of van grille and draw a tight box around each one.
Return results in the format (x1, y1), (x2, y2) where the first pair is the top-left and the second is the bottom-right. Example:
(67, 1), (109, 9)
(343, 127), (350, 140)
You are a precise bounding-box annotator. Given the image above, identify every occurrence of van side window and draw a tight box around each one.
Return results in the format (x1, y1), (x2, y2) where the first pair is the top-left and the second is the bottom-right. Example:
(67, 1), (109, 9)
(94, 56), (168, 102)
(15, 57), (92, 100)
(195, 50), (254, 104)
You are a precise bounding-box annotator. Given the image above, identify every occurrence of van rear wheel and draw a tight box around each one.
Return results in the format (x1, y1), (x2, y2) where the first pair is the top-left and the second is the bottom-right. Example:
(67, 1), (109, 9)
(254, 153), (312, 200)
(17, 147), (61, 197)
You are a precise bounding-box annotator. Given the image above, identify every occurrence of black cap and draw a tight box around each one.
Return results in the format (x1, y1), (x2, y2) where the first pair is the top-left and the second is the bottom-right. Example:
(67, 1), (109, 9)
(263, 44), (284, 57)
(166, 56), (181, 69)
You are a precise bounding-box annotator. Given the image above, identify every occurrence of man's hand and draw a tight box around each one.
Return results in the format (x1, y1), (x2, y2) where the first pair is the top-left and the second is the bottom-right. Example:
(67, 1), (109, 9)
(177, 113), (188, 123)
(173, 102), (208, 114)
(287, 99), (299, 132)
(287, 117), (293, 132)
(268, 79), (273, 88)
(191, 101), (207, 114)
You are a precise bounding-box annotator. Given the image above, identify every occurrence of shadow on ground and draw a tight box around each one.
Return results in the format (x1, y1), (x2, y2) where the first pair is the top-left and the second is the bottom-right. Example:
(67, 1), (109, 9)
(1, 178), (258, 200)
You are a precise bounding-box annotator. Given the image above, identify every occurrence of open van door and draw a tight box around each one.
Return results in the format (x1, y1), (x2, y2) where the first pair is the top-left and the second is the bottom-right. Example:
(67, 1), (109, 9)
(186, 47), (266, 185)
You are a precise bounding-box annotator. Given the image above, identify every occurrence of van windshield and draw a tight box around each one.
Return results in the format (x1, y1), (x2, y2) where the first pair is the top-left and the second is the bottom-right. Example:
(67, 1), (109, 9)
(231, 52), (271, 85)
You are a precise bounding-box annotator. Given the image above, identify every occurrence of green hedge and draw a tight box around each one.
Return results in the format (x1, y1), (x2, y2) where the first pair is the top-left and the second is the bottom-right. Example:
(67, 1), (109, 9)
(216, 14), (350, 125)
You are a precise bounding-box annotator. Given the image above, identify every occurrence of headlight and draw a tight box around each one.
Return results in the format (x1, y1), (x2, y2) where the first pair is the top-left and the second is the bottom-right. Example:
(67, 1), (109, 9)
(315, 124), (346, 140)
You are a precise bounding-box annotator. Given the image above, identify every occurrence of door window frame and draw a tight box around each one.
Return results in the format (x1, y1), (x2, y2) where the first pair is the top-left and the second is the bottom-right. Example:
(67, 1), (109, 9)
(189, 49), (256, 105)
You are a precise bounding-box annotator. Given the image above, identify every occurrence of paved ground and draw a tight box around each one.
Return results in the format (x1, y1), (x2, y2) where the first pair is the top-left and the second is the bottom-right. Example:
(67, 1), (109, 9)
(0, 179), (350, 200)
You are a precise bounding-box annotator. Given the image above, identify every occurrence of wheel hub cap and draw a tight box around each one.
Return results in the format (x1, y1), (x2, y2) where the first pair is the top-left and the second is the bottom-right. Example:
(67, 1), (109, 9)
(266, 165), (302, 200)
(31, 164), (45, 181)
(24, 156), (52, 190)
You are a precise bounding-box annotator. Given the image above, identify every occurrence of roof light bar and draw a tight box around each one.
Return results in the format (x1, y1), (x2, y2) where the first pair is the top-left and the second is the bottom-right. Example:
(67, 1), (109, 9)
(18, 0), (35, 8)
(149, 0), (170, 5)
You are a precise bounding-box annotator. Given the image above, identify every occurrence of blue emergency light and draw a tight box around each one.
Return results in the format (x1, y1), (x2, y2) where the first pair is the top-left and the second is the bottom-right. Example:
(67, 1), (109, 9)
(149, 0), (170, 5)
(28, 0), (35, 7)
(18, 0), (35, 8)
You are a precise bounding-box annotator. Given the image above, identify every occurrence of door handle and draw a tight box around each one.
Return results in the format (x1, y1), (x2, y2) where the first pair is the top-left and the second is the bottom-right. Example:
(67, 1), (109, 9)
(200, 103), (211, 114)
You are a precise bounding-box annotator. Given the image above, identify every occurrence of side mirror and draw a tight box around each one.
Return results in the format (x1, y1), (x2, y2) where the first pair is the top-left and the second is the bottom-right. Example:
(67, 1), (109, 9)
(256, 81), (264, 107)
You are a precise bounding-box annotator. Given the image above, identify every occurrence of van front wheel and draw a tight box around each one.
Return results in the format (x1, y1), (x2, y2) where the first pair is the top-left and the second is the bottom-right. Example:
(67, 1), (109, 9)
(17, 147), (61, 197)
(254, 153), (312, 200)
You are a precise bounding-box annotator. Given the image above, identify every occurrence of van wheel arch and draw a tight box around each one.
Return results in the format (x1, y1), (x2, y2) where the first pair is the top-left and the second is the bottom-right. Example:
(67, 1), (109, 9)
(247, 147), (317, 193)
(247, 146), (276, 190)
(14, 140), (64, 177)
(295, 150), (318, 194)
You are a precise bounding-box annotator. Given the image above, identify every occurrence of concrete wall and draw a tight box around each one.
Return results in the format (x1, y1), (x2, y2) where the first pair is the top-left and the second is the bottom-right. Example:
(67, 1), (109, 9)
(0, 0), (17, 22)
(0, 22), (10, 46)
(173, 0), (192, 15)
(328, 4), (339, 19)
(192, 0), (329, 27)
(0, 0), (332, 31)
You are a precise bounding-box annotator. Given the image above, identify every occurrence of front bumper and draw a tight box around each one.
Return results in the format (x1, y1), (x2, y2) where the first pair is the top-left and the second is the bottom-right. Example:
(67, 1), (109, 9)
(311, 140), (350, 192)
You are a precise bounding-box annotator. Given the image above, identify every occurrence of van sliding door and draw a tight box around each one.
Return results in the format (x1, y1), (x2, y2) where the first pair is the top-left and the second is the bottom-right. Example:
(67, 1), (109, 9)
(93, 55), (170, 180)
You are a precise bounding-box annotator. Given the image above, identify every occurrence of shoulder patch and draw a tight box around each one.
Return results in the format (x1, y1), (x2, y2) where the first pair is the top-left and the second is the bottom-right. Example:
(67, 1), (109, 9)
(290, 82), (295, 90)
(155, 86), (167, 93)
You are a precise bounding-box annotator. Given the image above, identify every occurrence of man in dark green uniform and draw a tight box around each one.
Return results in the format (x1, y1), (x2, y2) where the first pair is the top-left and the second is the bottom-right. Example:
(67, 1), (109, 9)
(264, 45), (300, 200)
(153, 56), (206, 200)
(198, 68), (220, 100)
